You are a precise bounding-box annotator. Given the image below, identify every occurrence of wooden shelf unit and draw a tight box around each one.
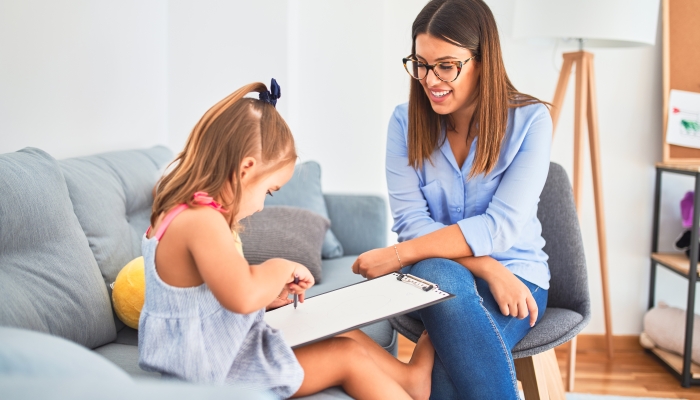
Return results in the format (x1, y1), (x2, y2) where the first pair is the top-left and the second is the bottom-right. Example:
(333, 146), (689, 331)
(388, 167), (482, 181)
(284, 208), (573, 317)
(649, 165), (700, 387)
(651, 347), (700, 380)
(652, 253), (700, 277)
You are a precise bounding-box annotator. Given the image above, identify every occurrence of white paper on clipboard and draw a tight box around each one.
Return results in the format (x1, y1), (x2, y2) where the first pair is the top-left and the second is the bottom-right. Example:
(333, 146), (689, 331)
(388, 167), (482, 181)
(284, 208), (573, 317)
(667, 89), (700, 149)
(264, 272), (454, 348)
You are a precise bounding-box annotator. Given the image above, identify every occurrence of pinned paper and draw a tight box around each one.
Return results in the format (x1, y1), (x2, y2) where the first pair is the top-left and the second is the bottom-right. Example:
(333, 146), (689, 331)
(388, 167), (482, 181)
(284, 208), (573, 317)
(667, 89), (700, 149)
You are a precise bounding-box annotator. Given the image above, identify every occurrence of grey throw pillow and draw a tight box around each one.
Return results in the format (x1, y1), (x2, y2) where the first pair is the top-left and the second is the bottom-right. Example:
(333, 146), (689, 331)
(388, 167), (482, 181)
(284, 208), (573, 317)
(239, 206), (329, 282)
(0, 148), (116, 349)
(265, 161), (344, 259)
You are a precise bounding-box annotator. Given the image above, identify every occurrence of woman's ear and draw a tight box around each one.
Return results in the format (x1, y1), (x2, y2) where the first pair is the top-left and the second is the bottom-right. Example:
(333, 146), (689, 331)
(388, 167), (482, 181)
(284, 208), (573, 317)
(239, 157), (257, 182)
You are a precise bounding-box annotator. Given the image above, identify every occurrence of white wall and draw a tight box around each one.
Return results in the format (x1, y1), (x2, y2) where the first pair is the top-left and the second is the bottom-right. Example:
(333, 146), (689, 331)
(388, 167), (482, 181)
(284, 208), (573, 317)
(167, 1), (289, 151)
(0, 0), (168, 159)
(1, 0), (691, 335)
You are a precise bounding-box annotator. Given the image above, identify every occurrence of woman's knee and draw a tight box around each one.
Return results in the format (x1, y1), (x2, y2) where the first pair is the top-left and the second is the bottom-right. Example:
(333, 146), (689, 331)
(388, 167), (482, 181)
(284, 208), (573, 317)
(410, 258), (477, 295)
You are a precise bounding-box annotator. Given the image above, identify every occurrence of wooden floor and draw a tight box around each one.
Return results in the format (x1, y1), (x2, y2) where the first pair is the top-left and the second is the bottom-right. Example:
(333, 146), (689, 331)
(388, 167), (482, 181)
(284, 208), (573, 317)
(397, 334), (700, 399)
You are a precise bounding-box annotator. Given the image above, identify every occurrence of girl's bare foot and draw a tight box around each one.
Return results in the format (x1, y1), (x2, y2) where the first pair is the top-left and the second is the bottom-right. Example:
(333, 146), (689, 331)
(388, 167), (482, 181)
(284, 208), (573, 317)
(406, 331), (434, 400)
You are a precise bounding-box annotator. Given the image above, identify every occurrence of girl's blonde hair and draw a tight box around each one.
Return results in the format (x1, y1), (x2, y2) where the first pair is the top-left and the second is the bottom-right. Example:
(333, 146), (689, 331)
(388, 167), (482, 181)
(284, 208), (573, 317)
(152, 82), (297, 231)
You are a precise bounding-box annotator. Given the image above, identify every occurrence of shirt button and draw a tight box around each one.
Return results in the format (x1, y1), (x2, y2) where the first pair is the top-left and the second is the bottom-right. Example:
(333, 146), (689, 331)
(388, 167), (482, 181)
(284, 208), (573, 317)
(457, 208), (462, 212)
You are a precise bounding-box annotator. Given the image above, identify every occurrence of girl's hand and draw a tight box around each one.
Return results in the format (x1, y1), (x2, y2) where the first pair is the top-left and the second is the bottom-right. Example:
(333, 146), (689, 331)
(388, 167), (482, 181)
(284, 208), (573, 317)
(266, 288), (293, 311)
(286, 262), (315, 304)
(352, 247), (402, 279)
(478, 257), (538, 327)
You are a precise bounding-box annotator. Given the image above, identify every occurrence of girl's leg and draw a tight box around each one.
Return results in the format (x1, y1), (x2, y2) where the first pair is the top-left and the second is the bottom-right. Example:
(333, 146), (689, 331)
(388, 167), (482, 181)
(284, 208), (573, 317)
(406, 258), (548, 400)
(337, 329), (434, 400)
(292, 336), (412, 400)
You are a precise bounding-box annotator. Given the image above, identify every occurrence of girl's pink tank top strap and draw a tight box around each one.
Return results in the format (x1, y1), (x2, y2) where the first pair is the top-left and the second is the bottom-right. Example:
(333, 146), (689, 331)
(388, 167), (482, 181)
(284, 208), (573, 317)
(153, 204), (190, 241)
(147, 192), (227, 241)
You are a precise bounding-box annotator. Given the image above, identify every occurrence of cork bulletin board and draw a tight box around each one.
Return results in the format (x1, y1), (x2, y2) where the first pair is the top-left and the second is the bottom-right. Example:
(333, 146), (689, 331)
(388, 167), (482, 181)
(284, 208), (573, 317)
(662, 0), (700, 163)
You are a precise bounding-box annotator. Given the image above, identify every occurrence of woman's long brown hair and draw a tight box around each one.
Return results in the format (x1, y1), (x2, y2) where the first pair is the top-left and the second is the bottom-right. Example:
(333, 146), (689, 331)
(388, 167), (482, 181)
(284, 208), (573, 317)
(408, 0), (547, 178)
(151, 82), (297, 231)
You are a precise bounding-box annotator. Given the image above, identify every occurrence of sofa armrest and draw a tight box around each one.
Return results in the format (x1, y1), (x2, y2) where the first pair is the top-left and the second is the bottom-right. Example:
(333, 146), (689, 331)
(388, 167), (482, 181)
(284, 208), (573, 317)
(323, 194), (387, 255)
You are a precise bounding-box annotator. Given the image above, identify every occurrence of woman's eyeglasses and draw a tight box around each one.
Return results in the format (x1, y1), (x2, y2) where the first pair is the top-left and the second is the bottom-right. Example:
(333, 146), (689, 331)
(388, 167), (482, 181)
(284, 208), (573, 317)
(402, 56), (476, 83)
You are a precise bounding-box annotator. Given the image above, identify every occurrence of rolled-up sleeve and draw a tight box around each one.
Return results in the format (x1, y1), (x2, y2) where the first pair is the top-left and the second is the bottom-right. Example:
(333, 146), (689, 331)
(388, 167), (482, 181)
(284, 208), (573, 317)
(457, 106), (552, 256)
(386, 106), (446, 242)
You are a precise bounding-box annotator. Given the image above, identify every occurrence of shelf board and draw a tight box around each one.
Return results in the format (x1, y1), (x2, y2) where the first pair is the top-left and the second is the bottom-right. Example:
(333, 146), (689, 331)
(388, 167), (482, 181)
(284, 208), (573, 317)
(651, 347), (700, 379)
(656, 162), (700, 173)
(652, 252), (700, 277)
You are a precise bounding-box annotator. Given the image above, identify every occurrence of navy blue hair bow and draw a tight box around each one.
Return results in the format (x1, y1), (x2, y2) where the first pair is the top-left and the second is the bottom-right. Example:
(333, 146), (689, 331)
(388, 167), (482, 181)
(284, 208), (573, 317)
(259, 78), (281, 107)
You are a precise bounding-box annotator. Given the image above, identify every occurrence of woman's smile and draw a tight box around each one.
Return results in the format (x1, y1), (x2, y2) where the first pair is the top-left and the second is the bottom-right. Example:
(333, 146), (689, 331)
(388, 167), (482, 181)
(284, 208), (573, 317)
(428, 88), (452, 102)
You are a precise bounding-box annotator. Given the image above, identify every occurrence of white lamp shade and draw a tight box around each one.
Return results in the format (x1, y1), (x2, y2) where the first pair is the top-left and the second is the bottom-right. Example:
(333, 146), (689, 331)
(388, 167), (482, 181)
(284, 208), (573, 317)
(513, 0), (660, 47)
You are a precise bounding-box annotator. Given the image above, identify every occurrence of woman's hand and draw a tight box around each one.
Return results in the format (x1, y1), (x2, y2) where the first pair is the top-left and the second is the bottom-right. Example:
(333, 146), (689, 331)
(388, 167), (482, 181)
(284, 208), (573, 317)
(286, 262), (315, 304)
(467, 256), (539, 327)
(352, 247), (402, 279)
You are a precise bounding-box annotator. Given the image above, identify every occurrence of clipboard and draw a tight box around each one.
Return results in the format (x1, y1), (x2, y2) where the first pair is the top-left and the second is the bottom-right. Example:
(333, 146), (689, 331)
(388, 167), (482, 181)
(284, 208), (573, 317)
(264, 272), (454, 349)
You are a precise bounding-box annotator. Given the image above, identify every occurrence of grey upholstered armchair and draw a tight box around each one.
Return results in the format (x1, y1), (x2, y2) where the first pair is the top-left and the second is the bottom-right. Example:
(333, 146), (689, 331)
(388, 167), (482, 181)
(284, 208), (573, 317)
(390, 162), (591, 400)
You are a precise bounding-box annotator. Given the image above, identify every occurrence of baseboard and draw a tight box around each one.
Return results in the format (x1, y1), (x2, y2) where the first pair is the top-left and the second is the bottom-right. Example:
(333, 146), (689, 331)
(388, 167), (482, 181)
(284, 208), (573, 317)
(555, 334), (642, 353)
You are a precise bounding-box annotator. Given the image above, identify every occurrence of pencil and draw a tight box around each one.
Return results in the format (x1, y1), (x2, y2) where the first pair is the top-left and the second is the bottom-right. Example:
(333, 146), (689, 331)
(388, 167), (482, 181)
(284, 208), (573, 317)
(293, 275), (299, 309)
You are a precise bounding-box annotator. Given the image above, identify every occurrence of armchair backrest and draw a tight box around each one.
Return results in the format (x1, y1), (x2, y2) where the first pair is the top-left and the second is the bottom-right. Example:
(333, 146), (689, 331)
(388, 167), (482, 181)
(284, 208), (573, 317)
(537, 163), (590, 318)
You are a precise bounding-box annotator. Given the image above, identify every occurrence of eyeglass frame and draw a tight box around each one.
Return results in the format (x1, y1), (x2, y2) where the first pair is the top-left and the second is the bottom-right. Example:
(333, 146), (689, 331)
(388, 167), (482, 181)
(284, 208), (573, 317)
(402, 55), (477, 83)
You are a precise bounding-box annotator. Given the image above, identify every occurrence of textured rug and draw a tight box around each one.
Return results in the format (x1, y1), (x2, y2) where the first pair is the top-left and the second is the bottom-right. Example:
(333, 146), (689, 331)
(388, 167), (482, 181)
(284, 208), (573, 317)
(564, 394), (678, 400)
(518, 392), (680, 400)
(569, 396), (680, 400)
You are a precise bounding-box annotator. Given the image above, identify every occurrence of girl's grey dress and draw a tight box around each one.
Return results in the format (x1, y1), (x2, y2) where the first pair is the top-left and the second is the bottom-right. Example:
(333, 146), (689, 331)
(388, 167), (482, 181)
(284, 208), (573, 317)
(138, 215), (304, 399)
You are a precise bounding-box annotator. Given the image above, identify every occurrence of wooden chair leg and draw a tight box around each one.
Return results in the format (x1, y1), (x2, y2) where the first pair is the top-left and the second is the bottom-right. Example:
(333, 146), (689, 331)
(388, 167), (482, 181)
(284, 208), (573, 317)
(567, 336), (577, 391)
(515, 354), (549, 400)
(515, 349), (566, 400)
(543, 348), (566, 400)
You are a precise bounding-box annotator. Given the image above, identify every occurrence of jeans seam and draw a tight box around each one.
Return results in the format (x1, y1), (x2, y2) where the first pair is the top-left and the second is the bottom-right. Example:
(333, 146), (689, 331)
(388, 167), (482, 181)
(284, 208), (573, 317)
(473, 279), (520, 399)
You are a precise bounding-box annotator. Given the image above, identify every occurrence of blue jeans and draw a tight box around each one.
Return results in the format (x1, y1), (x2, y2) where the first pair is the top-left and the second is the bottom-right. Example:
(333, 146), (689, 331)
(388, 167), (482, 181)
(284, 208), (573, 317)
(403, 258), (548, 400)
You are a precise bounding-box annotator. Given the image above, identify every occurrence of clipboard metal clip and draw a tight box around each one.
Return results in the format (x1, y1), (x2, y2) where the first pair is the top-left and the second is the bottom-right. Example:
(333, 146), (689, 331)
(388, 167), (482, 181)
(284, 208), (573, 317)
(396, 273), (436, 292)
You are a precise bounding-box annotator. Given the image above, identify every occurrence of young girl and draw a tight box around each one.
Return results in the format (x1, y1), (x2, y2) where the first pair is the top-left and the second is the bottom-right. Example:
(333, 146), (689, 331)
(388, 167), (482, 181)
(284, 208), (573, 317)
(138, 80), (435, 399)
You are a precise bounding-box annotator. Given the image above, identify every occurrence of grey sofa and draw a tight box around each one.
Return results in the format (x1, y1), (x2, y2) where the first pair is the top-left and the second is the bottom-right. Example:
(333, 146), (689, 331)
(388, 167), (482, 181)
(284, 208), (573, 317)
(0, 146), (395, 399)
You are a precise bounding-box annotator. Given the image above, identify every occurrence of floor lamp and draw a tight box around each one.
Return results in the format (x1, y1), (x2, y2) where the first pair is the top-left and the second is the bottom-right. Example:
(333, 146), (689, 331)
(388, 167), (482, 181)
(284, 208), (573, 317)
(514, 0), (660, 391)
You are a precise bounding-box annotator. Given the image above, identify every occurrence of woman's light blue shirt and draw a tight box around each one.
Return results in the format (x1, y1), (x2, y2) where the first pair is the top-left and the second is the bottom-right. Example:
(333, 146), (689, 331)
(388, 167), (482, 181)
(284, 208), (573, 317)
(386, 102), (552, 289)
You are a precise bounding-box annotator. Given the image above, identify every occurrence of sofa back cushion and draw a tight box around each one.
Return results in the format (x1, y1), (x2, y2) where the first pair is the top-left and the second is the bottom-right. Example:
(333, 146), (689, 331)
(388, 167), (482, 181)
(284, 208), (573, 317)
(0, 148), (116, 348)
(59, 146), (173, 288)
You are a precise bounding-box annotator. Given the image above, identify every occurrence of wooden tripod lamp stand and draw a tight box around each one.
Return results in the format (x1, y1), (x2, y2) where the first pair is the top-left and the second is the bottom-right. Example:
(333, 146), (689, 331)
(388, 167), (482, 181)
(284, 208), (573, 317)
(514, 0), (661, 391)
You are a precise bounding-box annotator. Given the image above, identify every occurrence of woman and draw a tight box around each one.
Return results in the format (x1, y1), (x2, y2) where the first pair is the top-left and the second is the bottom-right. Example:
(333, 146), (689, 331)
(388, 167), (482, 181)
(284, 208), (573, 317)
(352, 0), (552, 398)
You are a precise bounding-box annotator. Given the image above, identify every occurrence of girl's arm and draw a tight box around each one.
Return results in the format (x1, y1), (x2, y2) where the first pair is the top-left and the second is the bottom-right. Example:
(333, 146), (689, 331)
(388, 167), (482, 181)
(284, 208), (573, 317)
(183, 207), (313, 314)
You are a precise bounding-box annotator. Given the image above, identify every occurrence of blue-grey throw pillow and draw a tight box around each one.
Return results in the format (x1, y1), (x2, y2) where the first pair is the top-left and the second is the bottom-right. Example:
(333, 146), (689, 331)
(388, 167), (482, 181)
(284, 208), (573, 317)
(265, 161), (343, 259)
(0, 326), (131, 382)
(0, 148), (116, 348)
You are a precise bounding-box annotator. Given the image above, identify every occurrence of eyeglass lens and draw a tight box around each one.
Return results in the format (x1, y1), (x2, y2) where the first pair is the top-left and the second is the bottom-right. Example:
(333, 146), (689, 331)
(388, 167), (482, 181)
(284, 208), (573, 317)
(405, 60), (459, 82)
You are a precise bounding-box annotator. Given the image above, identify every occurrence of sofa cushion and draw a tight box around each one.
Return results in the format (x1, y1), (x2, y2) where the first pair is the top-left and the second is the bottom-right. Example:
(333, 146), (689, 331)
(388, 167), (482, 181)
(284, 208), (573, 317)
(58, 146), (173, 288)
(0, 378), (278, 400)
(0, 326), (129, 382)
(240, 206), (329, 282)
(0, 148), (116, 348)
(265, 161), (344, 259)
(305, 257), (364, 298)
(93, 343), (160, 380)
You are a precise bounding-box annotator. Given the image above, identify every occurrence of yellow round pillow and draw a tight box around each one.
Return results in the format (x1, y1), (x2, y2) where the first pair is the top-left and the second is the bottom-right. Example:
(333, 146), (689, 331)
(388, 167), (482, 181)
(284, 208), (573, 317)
(112, 257), (145, 329)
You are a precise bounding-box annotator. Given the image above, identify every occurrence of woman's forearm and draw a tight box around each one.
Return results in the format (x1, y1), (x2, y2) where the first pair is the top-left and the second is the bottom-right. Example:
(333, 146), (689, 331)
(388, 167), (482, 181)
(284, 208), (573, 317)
(453, 255), (504, 280)
(397, 224), (473, 265)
